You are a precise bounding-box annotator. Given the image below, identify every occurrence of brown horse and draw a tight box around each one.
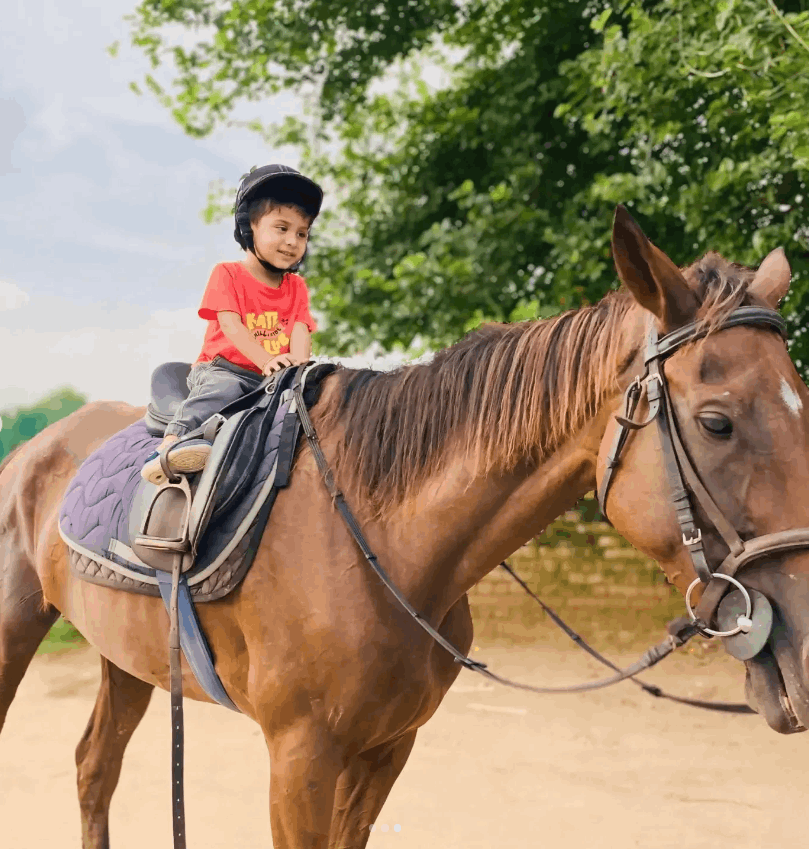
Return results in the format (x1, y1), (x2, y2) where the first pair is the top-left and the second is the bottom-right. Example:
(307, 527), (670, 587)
(2, 206), (809, 848)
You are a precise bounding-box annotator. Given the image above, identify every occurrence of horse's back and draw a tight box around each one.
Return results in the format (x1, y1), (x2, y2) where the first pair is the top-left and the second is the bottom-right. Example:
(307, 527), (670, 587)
(0, 400), (144, 593)
(3, 398), (143, 466)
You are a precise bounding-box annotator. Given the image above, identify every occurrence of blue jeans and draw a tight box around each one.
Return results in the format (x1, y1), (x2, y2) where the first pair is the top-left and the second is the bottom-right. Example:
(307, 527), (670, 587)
(164, 356), (263, 437)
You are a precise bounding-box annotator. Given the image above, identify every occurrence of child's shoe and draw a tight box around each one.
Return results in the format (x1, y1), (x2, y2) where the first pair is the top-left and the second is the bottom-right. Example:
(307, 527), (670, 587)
(141, 439), (212, 485)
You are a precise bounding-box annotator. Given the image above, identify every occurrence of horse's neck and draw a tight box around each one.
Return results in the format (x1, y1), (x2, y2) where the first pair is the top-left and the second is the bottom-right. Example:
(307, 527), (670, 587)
(382, 413), (609, 614)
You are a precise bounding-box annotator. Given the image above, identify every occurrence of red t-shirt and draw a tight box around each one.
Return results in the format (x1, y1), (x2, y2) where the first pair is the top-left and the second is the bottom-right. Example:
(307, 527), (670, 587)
(195, 262), (317, 373)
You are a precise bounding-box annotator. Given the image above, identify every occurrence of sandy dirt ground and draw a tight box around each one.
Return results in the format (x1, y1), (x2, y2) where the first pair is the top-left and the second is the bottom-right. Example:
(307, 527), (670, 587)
(1, 641), (807, 849)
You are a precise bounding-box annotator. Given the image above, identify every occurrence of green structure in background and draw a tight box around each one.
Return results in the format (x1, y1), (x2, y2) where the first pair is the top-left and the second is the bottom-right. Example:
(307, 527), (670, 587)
(0, 388), (87, 461)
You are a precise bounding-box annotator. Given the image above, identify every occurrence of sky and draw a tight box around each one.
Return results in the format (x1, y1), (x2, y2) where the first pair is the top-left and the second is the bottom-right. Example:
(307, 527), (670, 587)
(0, 0), (406, 416)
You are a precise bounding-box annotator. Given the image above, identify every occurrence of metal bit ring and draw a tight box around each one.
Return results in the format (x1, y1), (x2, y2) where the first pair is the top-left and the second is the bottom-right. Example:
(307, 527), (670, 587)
(684, 573), (753, 638)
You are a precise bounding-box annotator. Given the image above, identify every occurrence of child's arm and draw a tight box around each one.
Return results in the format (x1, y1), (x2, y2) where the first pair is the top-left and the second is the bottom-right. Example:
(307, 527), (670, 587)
(289, 321), (312, 363)
(217, 311), (275, 372)
(217, 313), (311, 374)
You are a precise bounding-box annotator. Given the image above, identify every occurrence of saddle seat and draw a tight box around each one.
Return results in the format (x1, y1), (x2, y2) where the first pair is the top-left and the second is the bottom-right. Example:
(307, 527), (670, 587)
(60, 359), (337, 589)
(144, 361), (193, 435)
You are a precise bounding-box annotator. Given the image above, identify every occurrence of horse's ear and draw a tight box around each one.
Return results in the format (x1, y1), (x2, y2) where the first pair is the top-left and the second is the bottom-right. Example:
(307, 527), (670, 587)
(749, 247), (791, 309)
(611, 205), (698, 332)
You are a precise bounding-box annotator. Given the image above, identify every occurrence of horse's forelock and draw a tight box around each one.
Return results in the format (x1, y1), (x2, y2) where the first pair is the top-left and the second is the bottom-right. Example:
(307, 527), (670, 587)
(684, 251), (757, 332)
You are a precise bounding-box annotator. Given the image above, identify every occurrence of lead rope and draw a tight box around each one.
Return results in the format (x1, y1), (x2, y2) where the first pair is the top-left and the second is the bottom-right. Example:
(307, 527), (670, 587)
(291, 370), (715, 698)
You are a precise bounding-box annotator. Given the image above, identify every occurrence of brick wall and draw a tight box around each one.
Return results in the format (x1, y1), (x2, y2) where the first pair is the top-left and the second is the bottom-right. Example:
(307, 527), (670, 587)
(468, 508), (683, 645)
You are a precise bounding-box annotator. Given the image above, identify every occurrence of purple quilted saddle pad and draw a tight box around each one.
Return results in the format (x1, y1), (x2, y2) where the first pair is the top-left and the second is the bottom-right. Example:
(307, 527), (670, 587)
(59, 420), (161, 558)
(59, 394), (293, 594)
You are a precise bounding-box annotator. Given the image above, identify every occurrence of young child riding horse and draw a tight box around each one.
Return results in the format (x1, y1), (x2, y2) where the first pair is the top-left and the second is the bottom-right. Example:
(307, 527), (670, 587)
(141, 164), (322, 485)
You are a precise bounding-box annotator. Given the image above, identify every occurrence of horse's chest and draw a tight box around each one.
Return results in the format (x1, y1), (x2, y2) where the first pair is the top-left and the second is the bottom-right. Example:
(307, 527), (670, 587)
(332, 653), (457, 745)
(339, 613), (471, 743)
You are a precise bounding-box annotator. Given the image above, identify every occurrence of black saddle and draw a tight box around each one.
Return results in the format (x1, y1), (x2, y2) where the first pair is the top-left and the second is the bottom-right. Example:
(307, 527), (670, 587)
(132, 360), (338, 572)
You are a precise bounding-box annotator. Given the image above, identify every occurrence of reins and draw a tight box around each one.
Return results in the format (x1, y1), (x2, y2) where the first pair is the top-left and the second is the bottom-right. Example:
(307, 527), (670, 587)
(498, 561), (754, 713)
(291, 370), (747, 707)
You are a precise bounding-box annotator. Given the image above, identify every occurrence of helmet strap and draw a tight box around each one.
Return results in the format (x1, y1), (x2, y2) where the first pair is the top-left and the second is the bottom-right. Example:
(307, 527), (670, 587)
(251, 245), (305, 275)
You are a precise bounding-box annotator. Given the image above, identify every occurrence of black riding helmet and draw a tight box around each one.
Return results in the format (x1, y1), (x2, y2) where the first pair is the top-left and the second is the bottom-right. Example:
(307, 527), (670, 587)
(233, 164), (324, 274)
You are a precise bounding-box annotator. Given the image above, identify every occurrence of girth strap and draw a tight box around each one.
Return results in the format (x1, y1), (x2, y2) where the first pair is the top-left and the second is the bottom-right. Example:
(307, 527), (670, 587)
(155, 573), (240, 712)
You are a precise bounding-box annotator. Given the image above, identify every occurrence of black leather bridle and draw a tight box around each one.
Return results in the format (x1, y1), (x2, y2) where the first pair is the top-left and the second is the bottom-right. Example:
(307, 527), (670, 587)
(598, 306), (809, 660)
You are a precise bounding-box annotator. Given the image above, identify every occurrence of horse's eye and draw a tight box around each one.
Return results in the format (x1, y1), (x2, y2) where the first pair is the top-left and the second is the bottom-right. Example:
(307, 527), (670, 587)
(698, 413), (733, 438)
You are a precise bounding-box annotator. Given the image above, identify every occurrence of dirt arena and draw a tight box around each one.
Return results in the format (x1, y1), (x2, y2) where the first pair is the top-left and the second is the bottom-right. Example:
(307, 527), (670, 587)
(1, 640), (807, 848)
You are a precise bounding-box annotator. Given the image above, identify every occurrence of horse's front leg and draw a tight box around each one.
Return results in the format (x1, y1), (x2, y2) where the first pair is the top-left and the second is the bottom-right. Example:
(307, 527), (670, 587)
(264, 714), (348, 849)
(328, 730), (418, 849)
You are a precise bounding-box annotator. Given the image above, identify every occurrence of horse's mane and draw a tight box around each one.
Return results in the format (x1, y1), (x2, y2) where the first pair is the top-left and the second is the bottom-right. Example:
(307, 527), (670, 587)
(315, 289), (635, 517)
(316, 251), (760, 518)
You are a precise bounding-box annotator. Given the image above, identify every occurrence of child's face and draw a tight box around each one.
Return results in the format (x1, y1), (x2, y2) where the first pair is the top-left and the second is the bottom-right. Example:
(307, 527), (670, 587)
(251, 204), (310, 269)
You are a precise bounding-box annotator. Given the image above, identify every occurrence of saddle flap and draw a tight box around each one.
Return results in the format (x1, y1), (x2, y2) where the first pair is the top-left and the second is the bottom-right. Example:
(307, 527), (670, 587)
(187, 409), (248, 547)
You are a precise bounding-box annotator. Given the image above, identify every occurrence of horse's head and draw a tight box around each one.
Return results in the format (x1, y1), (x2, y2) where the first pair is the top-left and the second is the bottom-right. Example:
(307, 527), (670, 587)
(597, 205), (809, 734)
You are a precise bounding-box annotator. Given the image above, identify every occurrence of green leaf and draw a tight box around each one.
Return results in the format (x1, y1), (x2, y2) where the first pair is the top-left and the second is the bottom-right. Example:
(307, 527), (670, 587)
(591, 9), (612, 34)
(715, 0), (735, 31)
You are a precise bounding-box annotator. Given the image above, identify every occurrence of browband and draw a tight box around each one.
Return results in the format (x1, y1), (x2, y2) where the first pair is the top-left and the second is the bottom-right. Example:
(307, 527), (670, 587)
(646, 307), (787, 364)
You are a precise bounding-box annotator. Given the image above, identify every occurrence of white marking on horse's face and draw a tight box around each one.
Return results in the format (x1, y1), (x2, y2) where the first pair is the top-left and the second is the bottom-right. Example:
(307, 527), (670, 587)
(780, 376), (803, 417)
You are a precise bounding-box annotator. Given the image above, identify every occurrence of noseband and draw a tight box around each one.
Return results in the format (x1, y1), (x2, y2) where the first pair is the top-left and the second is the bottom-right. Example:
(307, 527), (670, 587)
(598, 306), (809, 660)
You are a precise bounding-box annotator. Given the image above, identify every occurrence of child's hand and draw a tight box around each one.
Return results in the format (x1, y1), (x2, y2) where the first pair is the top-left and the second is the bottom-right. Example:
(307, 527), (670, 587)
(261, 354), (297, 375)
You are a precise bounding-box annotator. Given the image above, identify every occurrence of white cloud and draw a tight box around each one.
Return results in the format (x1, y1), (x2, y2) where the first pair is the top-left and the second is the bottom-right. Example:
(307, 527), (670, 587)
(50, 331), (97, 356)
(0, 299), (427, 413)
(0, 167), (214, 261)
(3, 0), (301, 173)
(0, 279), (29, 310)
(24, 94), (95, 158)
(0, 306), (204, 410)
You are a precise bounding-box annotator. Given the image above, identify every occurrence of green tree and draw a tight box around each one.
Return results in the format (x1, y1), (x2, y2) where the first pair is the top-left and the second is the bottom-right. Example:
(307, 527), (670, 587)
(127, 0), (809, 369)
(0, 388), (87, 460)
(559, 0), (809, 367)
